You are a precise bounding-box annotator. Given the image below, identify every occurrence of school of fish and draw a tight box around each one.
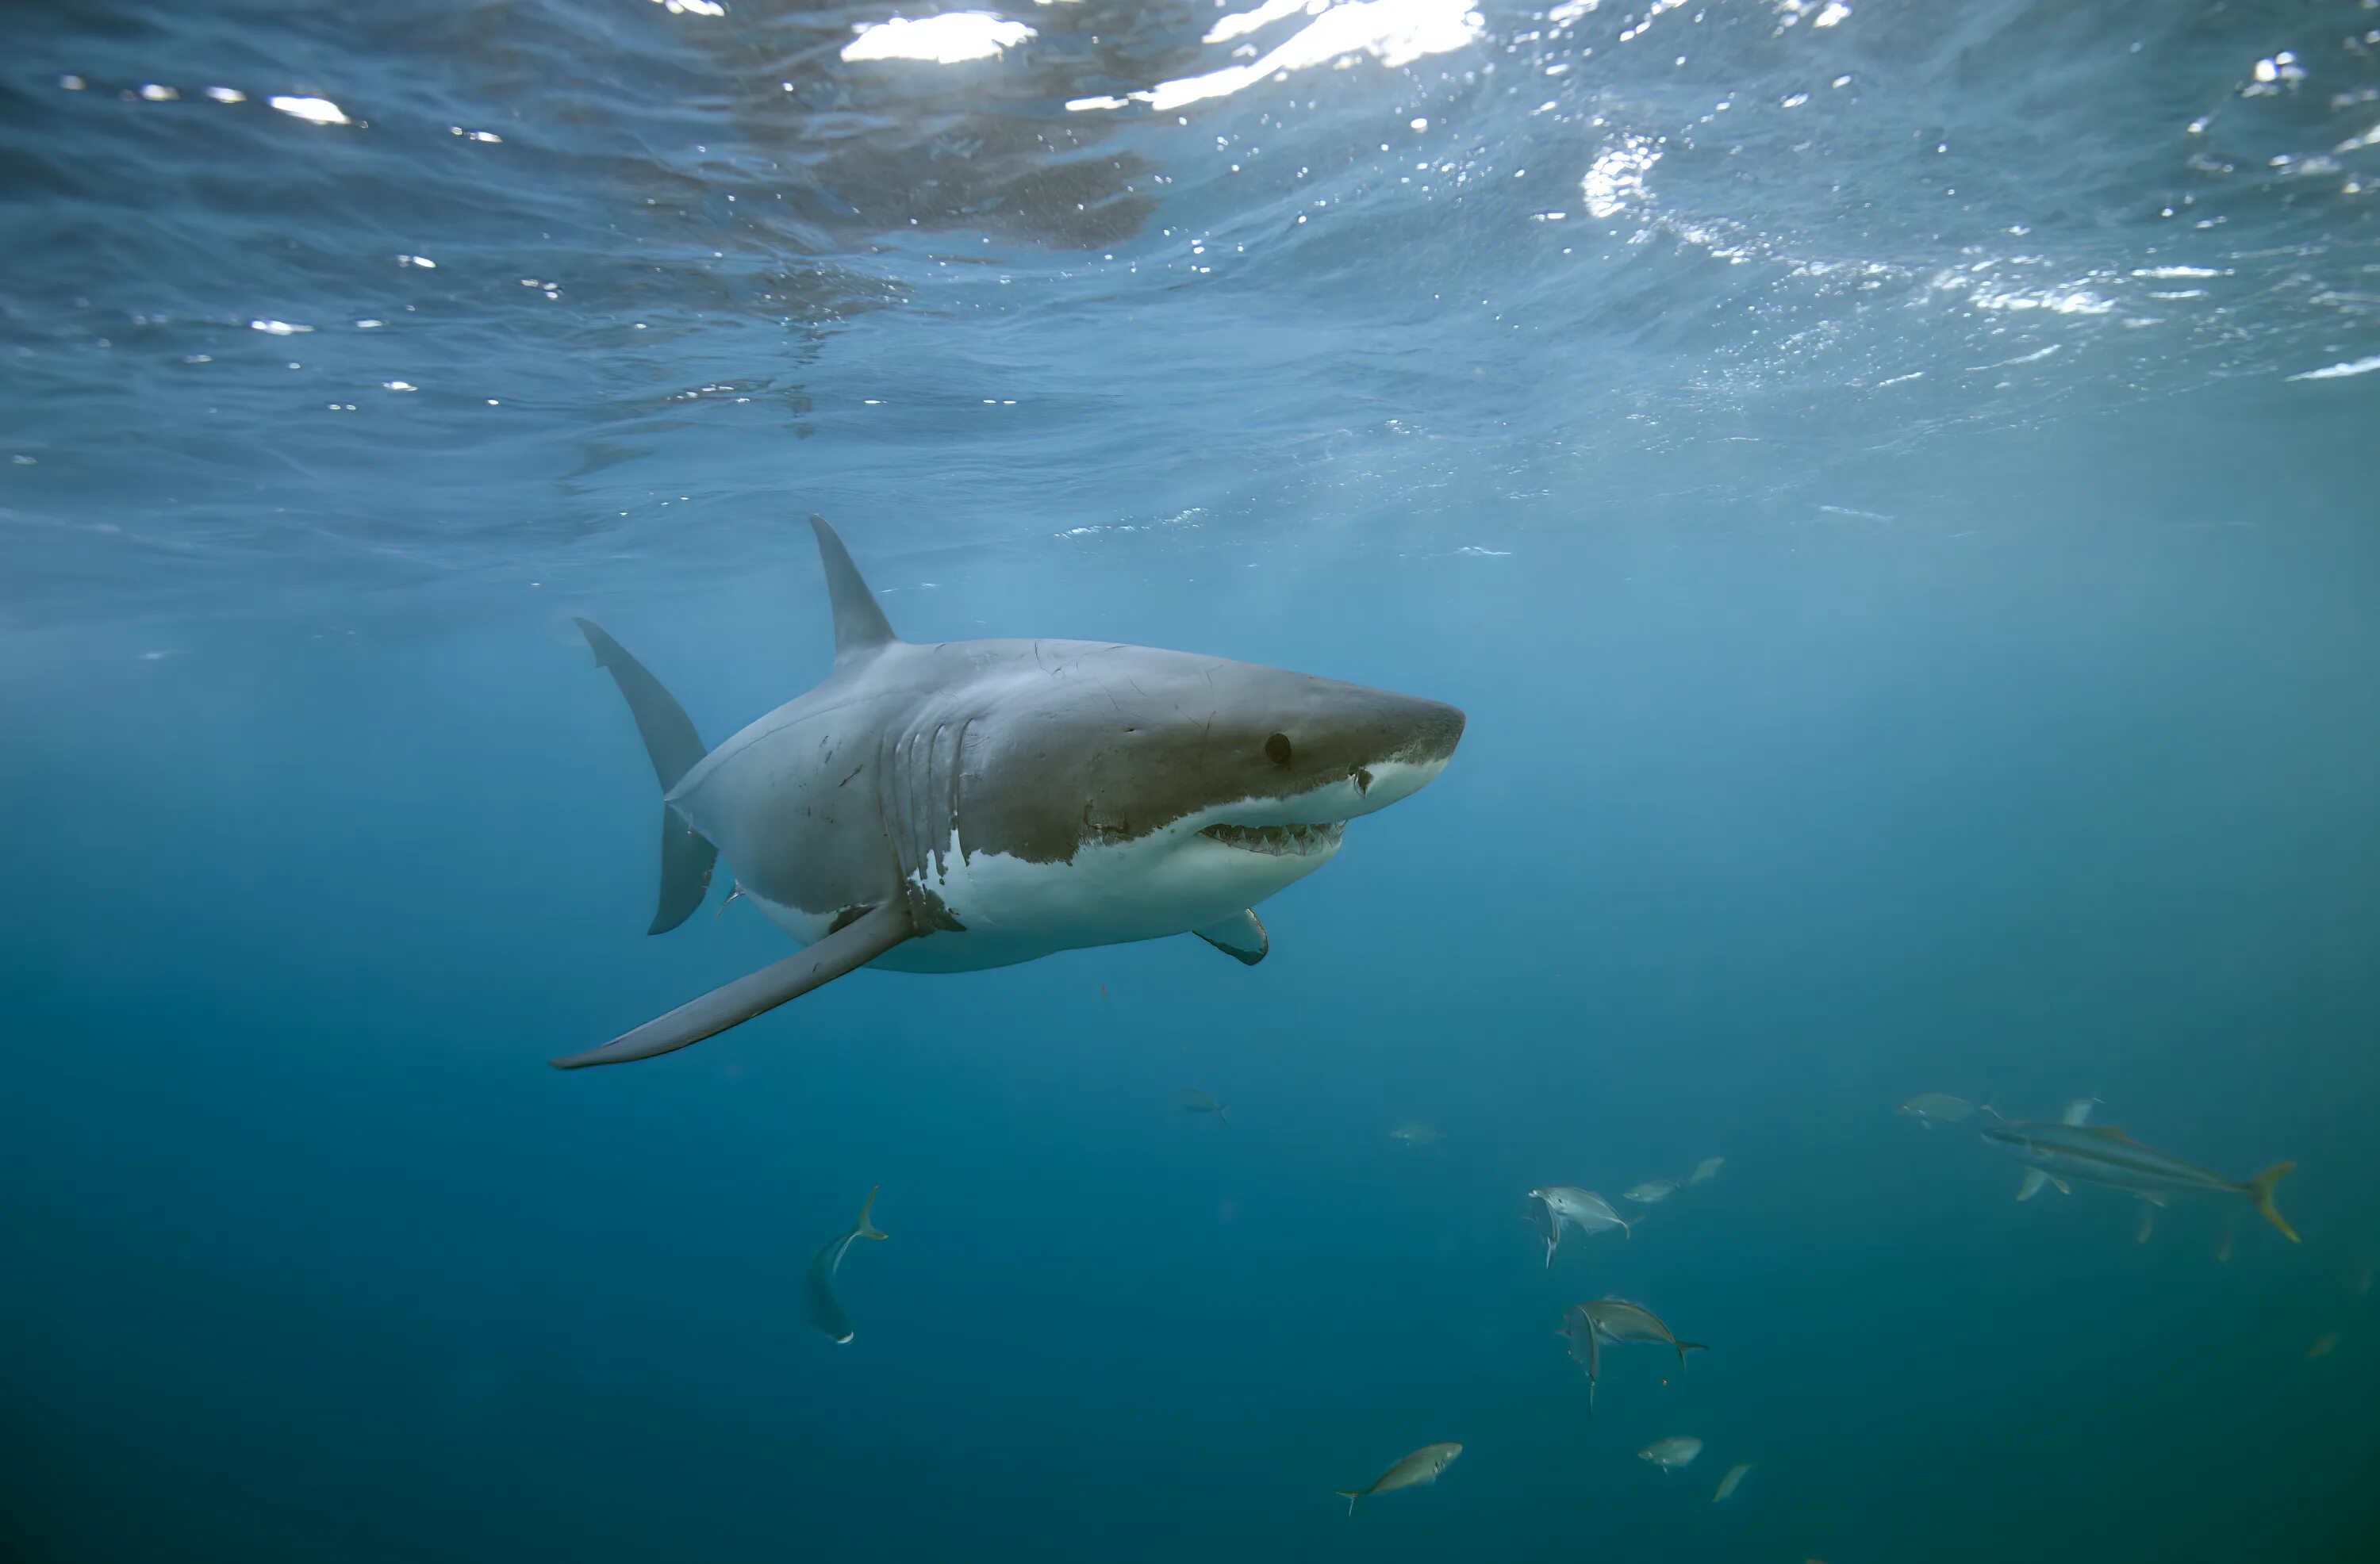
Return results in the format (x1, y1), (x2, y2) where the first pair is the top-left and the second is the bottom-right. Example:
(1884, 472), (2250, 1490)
(789, 1083), (2301, 1540)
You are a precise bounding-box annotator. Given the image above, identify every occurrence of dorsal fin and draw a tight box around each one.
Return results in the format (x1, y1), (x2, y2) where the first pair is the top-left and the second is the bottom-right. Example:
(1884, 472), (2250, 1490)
(809, 513), (898, 665)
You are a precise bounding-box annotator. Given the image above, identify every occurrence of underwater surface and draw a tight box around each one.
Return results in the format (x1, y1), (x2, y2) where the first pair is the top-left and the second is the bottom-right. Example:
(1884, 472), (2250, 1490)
(4, 1), (2379, 1558)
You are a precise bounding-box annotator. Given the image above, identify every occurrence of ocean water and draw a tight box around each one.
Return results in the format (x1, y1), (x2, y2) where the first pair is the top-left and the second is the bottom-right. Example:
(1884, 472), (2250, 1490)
(4, 1), (2379, 1558)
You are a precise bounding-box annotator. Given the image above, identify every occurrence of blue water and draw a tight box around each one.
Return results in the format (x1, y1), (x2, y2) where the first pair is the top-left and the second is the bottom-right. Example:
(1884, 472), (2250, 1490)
(5, 2), (2378, 1558)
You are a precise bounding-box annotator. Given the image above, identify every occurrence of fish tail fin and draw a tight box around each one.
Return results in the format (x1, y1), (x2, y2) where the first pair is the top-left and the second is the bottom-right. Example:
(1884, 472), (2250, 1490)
(2247, 1162), (2299, 1244)
(1217, 1104), (1230, 1127)
(1677, 1341), (1710, 1371)
(574, 619), (717, 935)
(855, 1185), (889, 1242)
(1335, 1491), (1361, 1517)
(1979, 1095), (2002, 1121)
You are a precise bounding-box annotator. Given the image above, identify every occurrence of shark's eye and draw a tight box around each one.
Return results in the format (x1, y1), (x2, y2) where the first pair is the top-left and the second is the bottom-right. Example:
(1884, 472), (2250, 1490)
(1263, 732), (1293, 765)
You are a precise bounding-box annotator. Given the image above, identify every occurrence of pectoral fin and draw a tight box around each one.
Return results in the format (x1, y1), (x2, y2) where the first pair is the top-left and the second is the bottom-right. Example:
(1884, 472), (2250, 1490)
(551, 902), (912, 1069)
(2017, 1169), (2050, 1202)
(1192, 909), (1269, 967)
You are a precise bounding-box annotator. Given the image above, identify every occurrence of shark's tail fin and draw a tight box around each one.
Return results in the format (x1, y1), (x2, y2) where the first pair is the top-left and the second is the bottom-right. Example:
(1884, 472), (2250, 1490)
(575, 619), (719, 935)
(1676, 1340), (1710, 1371)
(855, 1185), (889, 1242)
(2247, 1162), (2299, 1244)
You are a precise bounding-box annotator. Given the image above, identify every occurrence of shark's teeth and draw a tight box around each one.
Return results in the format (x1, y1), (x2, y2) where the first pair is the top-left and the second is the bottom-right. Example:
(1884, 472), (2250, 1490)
(1198, 821), (1345, 857)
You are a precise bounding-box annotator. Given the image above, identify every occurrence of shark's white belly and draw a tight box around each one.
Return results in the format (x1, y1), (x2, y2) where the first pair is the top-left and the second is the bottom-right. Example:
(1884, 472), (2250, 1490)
(741, 824), (1338, 972)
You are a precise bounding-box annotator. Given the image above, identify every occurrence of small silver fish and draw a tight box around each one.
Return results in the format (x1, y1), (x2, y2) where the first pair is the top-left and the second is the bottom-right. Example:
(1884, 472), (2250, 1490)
(2307, 1331), (2341, 1361)
(1389, 1122), (1447, 1148)
(1175, 1087), (1230, 1125)
(1638, 1436), (1703, 1472)
(1335, 1441), (1461, 1515)
(1624, 1179), (1677, 1205)
(1979, 1120), (2297, 1243)
(1527, 1185), (1632, 1266)
(1564, 1298), (1709, 1413)
(1687, 1156), (1726, 1186)
(803, 1186), (889, 1345)
(1897, 1092), (1994, 1128)
(1584, 1299), (1708, 1367)
(1526, 1191), (1563, 1268)
(1712, 1462), (1752, 1502)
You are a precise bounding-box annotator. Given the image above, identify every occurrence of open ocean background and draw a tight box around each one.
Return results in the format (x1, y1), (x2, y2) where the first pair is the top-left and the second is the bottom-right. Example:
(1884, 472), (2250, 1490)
(4, 2), (2378, 1559)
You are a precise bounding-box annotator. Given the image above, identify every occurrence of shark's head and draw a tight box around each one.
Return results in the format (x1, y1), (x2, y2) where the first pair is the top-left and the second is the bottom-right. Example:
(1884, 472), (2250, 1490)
(952, 642), (1464, 929)
(1977, 1123), (2044, 1161)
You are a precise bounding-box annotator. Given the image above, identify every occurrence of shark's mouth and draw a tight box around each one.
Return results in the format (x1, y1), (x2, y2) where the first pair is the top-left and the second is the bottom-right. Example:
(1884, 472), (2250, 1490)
(1200, 821), (1346, 857)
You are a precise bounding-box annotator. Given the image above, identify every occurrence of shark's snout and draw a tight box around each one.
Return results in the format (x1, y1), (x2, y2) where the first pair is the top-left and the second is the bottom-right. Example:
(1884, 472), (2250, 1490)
(1343, 696), (1464, 816)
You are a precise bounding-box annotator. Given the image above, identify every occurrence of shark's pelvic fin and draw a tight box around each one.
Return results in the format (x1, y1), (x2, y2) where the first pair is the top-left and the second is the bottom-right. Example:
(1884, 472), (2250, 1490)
(550, 902), (913, 1069)
(808, 514), (898, 665)
(648, 805), (716, 937)
(1192, 909), (1269, 966)
(575, 618), (718, 934)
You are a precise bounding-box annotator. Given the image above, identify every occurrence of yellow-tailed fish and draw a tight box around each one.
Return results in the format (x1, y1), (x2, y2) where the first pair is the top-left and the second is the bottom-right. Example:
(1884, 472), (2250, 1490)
(1979, 1119), (2297, 1243)
(803, 1186), (889, 1345)
(1334, 1442), (1461, 1515)
(1898, 1091), (1990, 1128)
(1174, 1087), (1230, 1125)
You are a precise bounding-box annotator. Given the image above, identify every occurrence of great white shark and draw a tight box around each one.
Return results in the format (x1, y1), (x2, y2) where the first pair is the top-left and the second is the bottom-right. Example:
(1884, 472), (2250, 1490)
(553, 516), (1466, 1069)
